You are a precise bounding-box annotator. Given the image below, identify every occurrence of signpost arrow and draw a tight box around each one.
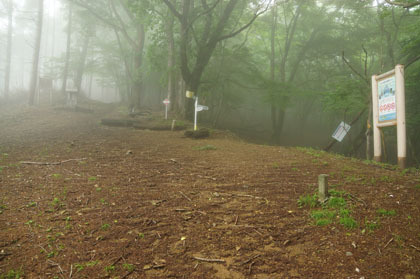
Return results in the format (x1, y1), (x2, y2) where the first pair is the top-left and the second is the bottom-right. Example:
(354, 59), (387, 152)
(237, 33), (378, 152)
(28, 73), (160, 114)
(163, 98), (170, 119)
(194, 97), (209, 131)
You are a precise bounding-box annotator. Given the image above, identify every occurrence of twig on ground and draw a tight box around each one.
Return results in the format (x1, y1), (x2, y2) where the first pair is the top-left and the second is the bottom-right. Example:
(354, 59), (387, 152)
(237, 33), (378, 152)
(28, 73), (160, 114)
(20, 158), (87, 166)
(384, 238), (394, 248)
(69, 264), (73, 278)
(179, 191), (192, 202)
(347, 193), (367, 207)
(121, 269), (136, 279)
(241, 254), (261, 265)
(410, 245), (420, 252)
(193, 256), (225, 263)
(234, 215), (239, 225)
(248, 261), (255, 275)
(46, 260), (65, 279)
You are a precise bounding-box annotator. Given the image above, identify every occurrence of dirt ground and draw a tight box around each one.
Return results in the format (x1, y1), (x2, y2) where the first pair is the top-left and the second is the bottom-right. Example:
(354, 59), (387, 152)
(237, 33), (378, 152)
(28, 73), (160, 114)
(0, 104), (419, 279)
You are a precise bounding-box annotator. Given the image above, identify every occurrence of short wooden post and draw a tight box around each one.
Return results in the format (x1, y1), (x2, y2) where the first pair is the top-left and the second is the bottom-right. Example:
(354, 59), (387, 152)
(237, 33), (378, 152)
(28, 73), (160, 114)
(318, 174), (329, 202)
(171, 120), (176, 131)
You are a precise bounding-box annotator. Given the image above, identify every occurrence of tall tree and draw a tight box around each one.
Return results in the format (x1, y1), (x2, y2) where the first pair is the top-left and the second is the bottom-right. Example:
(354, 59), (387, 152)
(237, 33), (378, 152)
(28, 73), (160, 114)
(61, 2), (73, 94)
(29, 0), (44, 105)
(3, 0), (13, 101)
(162, 0), (267, 119)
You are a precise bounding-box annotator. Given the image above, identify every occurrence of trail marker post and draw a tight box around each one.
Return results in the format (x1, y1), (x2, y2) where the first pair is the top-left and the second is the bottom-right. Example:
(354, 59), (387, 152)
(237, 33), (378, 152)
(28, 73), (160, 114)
(163, 98), (170, 120)
(372, 64), (406, 168)
(194, 97), (209, 131)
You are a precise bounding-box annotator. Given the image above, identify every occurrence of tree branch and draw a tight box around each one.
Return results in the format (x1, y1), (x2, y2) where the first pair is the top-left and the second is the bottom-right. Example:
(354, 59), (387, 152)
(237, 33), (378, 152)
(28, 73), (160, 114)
(217, 4), (269, 42)
(162, 0), (182, 20)
(384, 0), (420, 8)
(341, 51), (370, 85)
(406, 55), (420, 68)
(109, 0), (138, 49)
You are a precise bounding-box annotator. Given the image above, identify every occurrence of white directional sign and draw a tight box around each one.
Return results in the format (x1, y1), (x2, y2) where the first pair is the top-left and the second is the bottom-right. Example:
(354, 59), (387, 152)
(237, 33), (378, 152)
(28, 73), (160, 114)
(196, 105), (209, 112)
(163, 98), (170, 119)
(194, 97), (209, 131)
(332, 121), (351, 142)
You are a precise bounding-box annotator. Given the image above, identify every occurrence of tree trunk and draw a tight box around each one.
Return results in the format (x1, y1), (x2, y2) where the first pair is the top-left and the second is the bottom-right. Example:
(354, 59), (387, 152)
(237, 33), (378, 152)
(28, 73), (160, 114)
(270, 5), (277, 140)
(166, 12), (176, 112)
(131, 24), (145, 109)
(366, 100), (373, 160)
(4, 0), (13, 101)
(75, 32), (91, 93)
(29, 0), (44, 106)
(61, 3), (72, 94)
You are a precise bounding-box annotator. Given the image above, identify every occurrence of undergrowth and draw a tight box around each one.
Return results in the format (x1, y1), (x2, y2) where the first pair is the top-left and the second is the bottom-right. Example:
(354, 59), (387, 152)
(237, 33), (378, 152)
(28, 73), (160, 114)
(298, 189), (358, 230)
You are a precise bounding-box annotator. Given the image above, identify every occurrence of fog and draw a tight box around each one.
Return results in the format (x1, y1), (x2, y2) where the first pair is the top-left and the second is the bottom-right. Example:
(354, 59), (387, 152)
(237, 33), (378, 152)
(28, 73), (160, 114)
(0, 0), (418, 166)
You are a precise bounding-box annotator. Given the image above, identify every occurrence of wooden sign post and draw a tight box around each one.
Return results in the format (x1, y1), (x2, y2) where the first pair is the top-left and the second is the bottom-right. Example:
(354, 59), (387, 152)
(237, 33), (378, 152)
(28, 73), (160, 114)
(371, 64), (406, 168)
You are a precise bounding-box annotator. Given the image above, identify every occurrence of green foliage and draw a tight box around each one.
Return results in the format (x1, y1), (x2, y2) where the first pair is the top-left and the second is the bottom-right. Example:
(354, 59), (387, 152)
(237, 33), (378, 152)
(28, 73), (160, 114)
(101, 223), (110, 231)
(365, 219), (380, 232)
(123, 263), (135, 272)
(298, 194), (318, 208)
(339, 217), (358, 229)
(88, 176), (97, 181)
(0, 268), (24, 279)
(311, 210), (336, 220)
(75, 263), (84, 272)
(327, 196), (347, 209)
(377, 209), (397, 216)
(104, 265), (115, 273)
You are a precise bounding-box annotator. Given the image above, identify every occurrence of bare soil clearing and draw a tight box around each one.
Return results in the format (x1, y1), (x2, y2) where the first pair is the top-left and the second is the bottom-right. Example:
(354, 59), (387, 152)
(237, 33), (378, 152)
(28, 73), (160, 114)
(0, 104), (419, 279)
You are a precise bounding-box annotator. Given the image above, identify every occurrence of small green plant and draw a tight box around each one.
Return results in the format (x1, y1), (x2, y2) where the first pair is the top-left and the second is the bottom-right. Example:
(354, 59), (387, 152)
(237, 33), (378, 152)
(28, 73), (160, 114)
(47, 251), (55, 258)
(51, 197), (61, 207)
(377, 208), (397, 216)
(0, 268), (24, 279)
(298, 194), (318, 208)
(311, 210), (336, 220)
(88, 176), (97, 181)
(51, 173), (62, 179)
(123, 263), (134, 272)
(0, 203), (6, 214)
(104, 265), (115, 273)
(272, 162), (280, 168)
(415, 184), (420, 189)
(291, 167), (299, 172)
(101, 223), (110, 231)
(327, 196), (346, 208)
(138, 233), (145, 239)
(74, 263), (84, 272)
(315, 219), (332, 226)
(26, 201), (37, 208)
(365, 219), (380, 232)
(96, 187), (102, 192)
(379, 175), (392, 183)
(194, 145), (217, 151)
(86, 260), (99, 267)
(339, 217), (358, 229)
(25, 220), (34, 226)
(310, 210), (335, 226)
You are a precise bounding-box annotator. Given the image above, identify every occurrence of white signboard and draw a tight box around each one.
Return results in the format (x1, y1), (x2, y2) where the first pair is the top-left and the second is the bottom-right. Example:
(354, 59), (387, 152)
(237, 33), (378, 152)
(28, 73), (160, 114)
(378, 76), (396, 122)
(196, 105), (208, 112)
(332, 122), (351, 142)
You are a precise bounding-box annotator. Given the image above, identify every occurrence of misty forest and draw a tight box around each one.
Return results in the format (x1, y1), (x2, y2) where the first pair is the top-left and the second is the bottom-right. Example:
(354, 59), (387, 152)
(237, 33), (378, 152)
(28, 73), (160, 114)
(1, 0), (420, 278)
